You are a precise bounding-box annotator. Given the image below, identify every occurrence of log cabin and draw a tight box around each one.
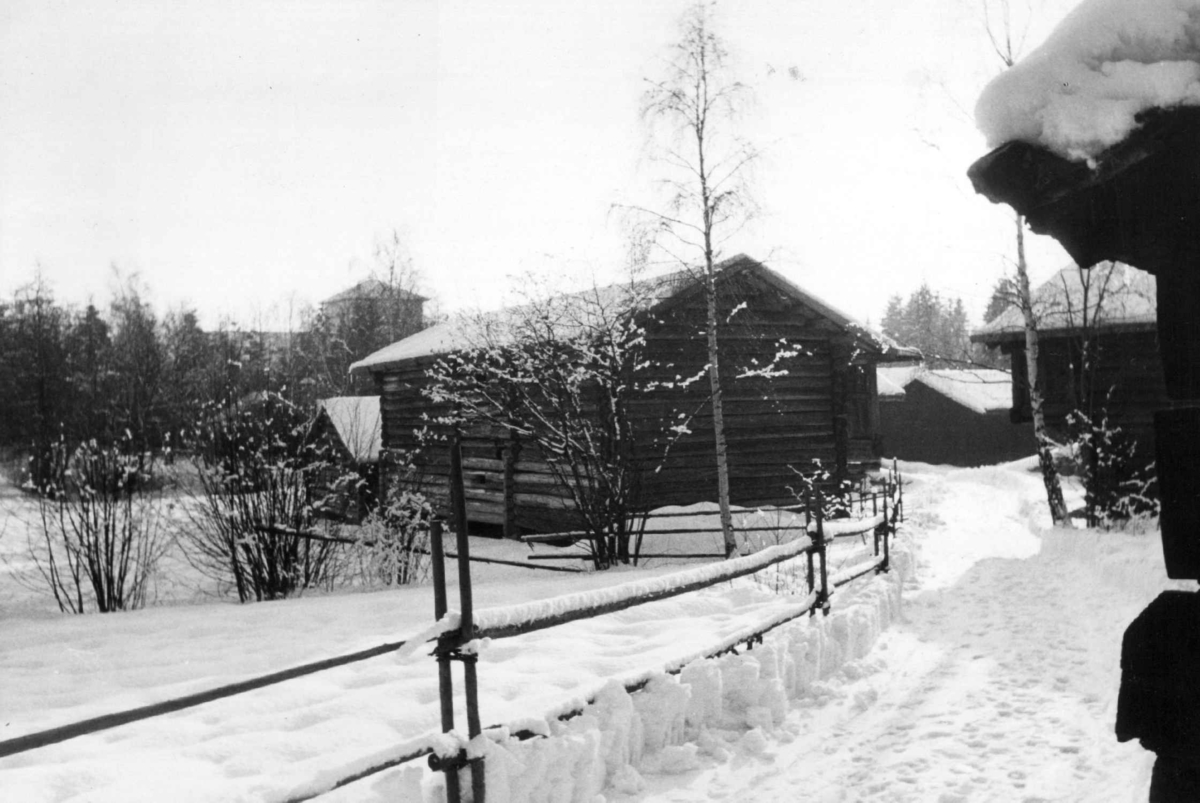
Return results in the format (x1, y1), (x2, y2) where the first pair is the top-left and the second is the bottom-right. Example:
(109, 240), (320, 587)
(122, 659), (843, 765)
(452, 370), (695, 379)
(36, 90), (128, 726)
(878, 365), (1035, 467)
(350, 255), (918, 535)
(970, 261), (1163, 459)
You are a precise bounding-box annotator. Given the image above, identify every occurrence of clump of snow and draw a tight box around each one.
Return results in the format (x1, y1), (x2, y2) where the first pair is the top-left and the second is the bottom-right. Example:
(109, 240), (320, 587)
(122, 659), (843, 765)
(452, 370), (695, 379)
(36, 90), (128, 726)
(976, 0), (1200, 160)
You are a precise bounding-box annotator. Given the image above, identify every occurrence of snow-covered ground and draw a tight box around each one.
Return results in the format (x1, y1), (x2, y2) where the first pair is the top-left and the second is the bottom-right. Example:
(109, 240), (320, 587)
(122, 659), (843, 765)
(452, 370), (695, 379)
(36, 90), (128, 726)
(0, 461), (1183, 802)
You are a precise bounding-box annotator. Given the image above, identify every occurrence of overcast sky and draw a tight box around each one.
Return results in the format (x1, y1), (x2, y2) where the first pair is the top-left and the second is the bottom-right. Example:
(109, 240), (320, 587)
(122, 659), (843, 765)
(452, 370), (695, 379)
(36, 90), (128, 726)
(0, 0), (1081, 330)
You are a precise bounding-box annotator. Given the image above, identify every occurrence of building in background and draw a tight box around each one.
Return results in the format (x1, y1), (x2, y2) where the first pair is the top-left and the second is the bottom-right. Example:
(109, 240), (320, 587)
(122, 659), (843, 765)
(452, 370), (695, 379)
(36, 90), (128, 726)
(878, 365), (1034, 467)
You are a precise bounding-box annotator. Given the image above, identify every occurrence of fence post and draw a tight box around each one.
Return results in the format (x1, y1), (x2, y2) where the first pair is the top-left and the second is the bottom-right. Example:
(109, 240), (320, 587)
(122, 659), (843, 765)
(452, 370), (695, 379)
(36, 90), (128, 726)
(816, 490), (830, 616)
(893, 458), (903, 523)
(428, 520), (462, 803)
(805, 492), (816, 615)
(455, 516), (486, 803)
(882, 485), (892, 575)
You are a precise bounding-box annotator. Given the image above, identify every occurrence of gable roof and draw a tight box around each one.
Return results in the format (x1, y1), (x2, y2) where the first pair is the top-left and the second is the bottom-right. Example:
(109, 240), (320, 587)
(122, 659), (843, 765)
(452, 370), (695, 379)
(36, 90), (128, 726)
(878, 365), (1013, 415)
(351, 255), (918, 373)
(317, 396), (382, 462)
(972, 261), (1156, 345)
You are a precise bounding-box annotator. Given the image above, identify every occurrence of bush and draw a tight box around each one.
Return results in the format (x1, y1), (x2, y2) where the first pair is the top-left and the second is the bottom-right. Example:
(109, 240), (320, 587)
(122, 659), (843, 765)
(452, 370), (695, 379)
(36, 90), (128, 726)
(182, 393), (343, 602)
(347, 483), (432, 587)
(1067, 408), (1159, 527)
(24, 436), (171, 613)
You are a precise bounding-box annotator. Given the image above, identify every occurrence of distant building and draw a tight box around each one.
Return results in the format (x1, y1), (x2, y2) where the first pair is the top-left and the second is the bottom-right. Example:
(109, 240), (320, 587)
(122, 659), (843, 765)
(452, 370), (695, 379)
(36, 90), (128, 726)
(878, 365), (1035, 467)
(310, 396), (383, 522)
(971, 262), (1161, 457)
(319, 278), (427, 337)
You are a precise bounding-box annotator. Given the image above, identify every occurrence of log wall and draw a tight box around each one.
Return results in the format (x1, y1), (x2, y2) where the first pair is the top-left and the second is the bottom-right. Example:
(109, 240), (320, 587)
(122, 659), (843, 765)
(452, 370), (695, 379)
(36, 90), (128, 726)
(373, 272), (888, 534)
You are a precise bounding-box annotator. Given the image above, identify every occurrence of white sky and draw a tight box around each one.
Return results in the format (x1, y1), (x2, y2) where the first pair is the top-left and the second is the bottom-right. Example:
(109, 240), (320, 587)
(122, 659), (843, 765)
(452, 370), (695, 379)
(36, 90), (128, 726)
(0, 0), (1081, 330)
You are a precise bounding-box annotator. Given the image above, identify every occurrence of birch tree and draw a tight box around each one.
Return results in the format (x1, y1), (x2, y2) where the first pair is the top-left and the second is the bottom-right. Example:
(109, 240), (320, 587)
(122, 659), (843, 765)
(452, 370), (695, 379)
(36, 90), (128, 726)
(984, 0), (1069, 524)
(639, 1), (758, 557)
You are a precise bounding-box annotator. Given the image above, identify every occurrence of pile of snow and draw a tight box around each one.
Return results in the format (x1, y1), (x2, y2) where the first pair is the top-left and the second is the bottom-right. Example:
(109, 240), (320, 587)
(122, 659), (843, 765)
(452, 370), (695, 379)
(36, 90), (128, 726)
(977, 0), (1200, 160)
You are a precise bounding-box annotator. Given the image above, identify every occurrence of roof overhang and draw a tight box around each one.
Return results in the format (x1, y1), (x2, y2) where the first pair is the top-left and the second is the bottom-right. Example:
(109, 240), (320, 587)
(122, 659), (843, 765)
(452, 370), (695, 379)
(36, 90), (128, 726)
(971, 319), (1158, 346)
(968, 106), (1200, 399)
(968, 107), (1200, 278)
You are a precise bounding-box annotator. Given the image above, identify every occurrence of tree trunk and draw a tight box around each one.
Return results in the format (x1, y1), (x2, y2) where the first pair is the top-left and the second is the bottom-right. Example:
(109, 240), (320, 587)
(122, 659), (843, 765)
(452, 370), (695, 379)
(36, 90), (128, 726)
(1015, 215), (1070, 525)
(705, 266), (736, 557)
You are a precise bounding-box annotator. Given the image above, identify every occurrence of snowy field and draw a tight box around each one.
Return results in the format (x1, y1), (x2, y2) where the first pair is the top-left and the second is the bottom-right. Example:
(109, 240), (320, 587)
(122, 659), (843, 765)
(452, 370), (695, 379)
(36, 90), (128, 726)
(0, 461), (1183, 802)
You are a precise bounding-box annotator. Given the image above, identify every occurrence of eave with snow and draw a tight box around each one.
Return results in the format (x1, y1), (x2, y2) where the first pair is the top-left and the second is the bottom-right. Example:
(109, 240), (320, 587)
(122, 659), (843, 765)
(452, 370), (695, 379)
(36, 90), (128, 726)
(351, 255), (918, 535)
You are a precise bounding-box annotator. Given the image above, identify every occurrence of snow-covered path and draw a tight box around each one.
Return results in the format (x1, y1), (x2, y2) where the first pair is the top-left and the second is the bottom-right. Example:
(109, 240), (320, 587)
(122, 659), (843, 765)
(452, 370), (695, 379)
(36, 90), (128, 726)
(629, 465), (1164, 803)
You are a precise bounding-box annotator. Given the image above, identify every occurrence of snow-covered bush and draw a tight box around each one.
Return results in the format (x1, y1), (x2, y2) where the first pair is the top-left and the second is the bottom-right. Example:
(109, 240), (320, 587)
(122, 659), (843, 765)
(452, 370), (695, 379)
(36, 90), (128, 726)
(23, 435), (171, 613)
(427, 283), (669, 570)
(182, 393), (343, 602)
(787, 459), (856, 520)
(1067, 407), (1158, 528)
(349, 482), (431, 587)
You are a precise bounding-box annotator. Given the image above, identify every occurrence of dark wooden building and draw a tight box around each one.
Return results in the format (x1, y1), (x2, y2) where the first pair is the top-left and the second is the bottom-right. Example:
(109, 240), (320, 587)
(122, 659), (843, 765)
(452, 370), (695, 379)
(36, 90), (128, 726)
(878, 365), (1035, 467)
(971, 262), (1163, 457)
(350, 255), (918, 534)
(309, 396), (382, 522)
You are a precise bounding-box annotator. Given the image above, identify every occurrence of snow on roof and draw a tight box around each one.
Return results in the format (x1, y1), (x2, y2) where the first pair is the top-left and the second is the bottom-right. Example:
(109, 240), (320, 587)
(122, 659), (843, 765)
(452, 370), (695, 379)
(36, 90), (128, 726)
(916, 369), (1014, 415)
(351, 255), (917, 373)
(877, 365), (922, 398)
(878, 365), (1013, 415)
(973, 261), (1156, 343)
(349, 269), (692, 370)
(318, 396), (382, 462)
(976, 0), (1200, 162)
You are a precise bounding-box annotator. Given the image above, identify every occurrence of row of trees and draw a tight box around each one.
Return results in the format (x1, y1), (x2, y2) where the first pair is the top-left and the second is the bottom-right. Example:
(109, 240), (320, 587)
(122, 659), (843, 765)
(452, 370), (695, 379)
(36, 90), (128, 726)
(6, 239), (431, 614)
(880, 279), (1014, 369)
(0, 245), (424, 472)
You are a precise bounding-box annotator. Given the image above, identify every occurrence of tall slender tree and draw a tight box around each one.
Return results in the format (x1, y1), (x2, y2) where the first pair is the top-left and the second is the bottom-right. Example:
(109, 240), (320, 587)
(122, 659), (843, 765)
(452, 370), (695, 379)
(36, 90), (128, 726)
(984, 0), (1068, 524)
(639, 1), (758, 557)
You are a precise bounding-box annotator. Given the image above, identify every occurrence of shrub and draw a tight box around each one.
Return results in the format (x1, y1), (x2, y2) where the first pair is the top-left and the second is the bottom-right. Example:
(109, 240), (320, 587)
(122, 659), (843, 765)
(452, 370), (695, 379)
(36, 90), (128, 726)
(1067, 407), (1159, 528)
(182, 393), (343, 602)
(347, 482), (432, 587)
(24, 436), (171, 613)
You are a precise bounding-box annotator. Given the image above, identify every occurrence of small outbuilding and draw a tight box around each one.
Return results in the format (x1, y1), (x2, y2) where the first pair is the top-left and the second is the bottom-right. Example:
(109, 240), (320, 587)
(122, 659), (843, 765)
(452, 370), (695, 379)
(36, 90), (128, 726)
(350, 255), (918, 534)
(310, 396), (382, 522)
(878, 365), (1035, 467)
